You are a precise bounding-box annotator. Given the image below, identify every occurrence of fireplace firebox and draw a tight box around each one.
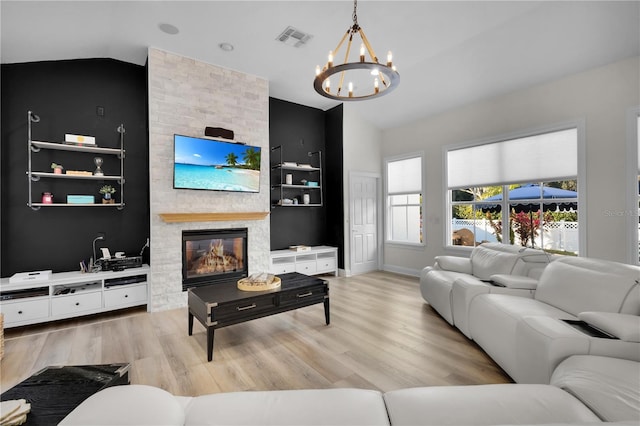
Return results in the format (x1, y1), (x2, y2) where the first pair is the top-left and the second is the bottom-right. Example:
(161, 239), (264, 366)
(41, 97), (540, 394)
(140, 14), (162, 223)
(182, 228), (248, 291)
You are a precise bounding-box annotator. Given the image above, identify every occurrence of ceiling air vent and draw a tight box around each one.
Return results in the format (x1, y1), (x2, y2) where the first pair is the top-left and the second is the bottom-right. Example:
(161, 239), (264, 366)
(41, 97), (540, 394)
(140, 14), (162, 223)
(276, 26), (312, 48)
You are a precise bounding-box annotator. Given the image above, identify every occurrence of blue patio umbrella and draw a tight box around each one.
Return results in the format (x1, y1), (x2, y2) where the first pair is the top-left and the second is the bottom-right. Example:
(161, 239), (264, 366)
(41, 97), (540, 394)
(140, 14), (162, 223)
(481, 184), (578, 214)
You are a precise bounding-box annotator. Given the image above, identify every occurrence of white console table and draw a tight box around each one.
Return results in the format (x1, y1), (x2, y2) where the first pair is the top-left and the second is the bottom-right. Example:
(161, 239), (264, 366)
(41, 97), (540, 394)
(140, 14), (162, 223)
(270, 246), (338, 276)
(0, 265), (150, 328)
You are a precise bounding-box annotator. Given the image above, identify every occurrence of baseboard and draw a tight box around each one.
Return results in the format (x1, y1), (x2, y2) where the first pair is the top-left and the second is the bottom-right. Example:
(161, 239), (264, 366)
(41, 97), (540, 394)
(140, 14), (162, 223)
(382, 264), (421, 277)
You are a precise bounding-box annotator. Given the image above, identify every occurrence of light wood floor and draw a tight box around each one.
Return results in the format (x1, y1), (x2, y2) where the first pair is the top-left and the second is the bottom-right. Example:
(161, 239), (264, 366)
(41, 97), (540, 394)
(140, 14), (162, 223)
(1, 271), (510, 396)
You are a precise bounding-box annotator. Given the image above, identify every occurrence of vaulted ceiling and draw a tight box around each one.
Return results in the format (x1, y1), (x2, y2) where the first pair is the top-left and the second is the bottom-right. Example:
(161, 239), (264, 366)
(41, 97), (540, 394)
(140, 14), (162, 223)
(2, 1), (639, 129)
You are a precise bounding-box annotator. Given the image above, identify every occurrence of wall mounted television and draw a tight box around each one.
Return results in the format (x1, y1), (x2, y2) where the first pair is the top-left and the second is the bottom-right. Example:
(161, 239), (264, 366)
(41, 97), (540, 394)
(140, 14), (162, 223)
(173, 134), (261, 193)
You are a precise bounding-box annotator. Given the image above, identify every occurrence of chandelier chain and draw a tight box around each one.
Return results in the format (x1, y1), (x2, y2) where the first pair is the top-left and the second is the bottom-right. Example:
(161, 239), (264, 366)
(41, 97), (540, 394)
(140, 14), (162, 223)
(352, 0), (358, 28)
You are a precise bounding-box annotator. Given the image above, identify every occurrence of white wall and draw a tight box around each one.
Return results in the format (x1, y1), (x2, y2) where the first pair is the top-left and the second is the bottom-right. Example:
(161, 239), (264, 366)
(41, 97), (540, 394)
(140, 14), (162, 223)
(381, 56), (640, 274)
(341, 104), (383, 275)
(147, 48), (270, 311)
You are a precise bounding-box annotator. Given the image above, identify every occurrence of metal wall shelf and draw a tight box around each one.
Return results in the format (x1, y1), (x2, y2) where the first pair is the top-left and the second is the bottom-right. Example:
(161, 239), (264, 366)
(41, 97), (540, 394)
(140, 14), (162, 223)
(26, 110), (126, 210)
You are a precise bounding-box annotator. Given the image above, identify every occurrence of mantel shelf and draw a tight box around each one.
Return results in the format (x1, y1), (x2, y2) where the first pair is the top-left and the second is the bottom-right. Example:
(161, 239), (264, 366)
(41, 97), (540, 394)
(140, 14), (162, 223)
(158, 212), (270, 223)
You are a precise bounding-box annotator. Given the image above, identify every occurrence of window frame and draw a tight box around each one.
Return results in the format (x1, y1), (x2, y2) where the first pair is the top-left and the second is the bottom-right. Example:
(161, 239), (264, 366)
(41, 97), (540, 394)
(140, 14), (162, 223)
(443, 121), (586, 254)
(384, 151), (425, 247)
(626, 106), (640, 265)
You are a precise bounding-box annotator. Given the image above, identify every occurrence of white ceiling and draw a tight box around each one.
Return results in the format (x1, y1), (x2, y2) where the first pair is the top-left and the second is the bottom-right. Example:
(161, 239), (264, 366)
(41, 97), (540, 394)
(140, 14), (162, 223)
(2, 1), (639, 129)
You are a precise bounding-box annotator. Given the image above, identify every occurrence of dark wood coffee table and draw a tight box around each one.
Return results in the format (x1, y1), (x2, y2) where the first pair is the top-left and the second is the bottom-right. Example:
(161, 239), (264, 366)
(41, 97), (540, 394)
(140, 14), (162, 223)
(0, 364), (129, 425)
(188, 272), (329, 361)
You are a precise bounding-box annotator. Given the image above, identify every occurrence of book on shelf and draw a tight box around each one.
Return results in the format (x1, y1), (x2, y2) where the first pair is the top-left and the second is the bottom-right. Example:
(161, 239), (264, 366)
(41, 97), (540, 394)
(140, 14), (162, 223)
(289, 245), (311, 252)
(65, 170), (93, 176)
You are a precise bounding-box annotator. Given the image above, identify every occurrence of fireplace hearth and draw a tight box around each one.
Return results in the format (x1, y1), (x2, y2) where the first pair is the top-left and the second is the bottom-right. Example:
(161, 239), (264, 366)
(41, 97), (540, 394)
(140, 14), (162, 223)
(182, 228), (248, 290)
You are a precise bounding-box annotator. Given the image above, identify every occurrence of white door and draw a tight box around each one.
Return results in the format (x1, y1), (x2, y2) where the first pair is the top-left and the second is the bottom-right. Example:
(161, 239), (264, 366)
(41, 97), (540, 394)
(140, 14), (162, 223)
(350, 174), (379, 275)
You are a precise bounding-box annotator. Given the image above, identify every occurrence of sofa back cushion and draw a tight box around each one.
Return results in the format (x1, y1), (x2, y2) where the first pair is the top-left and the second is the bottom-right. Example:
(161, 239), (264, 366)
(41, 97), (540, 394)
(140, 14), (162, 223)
(535, 257), (640, 316)
(470, 244), (520, 280)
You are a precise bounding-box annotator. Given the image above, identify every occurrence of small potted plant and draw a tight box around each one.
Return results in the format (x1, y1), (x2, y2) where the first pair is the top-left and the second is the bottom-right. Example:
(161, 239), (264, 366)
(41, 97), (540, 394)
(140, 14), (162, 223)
(51, 163), (64, 174)
(99, 185), (116, 204)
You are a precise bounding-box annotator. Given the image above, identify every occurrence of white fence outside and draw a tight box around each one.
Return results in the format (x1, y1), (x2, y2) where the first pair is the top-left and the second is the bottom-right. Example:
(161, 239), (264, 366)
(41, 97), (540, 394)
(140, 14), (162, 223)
(451, 218), (580, 253)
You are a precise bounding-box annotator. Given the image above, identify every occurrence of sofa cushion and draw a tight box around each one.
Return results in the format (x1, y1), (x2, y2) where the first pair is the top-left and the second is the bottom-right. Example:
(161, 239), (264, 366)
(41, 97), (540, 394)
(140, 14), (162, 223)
(490, 274), (538, 289)
(59, 385), (185, 426)
(184, 388), (390, 425)
(420, 269), (472, 324)
(551, 355), (640, 422)
(383, 384), (600, 425)
(434, 256), (472, 274)
(469, 294), (577, 380)
(577, 312), (640, 342)
(535, 257), (640, 316)
(470, 244), (520, 280)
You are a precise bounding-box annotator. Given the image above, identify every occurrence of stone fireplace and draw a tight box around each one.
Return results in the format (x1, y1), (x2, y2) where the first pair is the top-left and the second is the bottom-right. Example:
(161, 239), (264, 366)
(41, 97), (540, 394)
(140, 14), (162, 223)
(147, 48), (270, 311)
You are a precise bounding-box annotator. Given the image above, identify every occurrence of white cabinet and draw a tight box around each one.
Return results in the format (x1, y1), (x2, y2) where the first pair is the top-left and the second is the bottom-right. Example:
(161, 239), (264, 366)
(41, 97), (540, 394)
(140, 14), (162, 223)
(0, 265), (149, 328)
(1, 297), (50, 325)
(270, 246), (338, 276)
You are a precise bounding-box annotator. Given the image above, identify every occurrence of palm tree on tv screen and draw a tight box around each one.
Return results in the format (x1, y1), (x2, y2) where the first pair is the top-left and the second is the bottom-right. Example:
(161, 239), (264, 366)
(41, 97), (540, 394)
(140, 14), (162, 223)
(225, 152), (238, 166)
(242, 147), (260, 170)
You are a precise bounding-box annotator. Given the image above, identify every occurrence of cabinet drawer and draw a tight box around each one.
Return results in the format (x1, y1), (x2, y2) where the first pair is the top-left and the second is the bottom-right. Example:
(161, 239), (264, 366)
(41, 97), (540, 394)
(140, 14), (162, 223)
(271, 262), (296, 274)
(213, 295), (277, 322)
(296, 260), (317, 275)
(316, 257), (336, 273)
(51, 291), (102, 316)
(104, 283), (147, 308)
(279, 285), (327, 306)
(2, 298), (50, 326)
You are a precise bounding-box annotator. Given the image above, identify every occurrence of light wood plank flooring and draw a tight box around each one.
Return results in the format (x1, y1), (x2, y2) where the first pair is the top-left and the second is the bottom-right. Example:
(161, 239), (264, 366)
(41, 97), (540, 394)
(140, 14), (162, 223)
(1, 271), (510, 396)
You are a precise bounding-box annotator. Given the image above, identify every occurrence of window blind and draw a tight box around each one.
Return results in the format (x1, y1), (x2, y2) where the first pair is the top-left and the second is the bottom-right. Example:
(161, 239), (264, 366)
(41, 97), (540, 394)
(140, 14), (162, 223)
(447, 128), (577, 189)
(388, 156), (422, 194)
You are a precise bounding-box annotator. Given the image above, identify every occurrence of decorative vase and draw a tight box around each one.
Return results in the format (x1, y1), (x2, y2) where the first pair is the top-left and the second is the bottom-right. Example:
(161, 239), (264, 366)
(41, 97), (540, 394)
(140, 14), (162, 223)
(53, 167), (63, 175)
(93, 157), (104, 176)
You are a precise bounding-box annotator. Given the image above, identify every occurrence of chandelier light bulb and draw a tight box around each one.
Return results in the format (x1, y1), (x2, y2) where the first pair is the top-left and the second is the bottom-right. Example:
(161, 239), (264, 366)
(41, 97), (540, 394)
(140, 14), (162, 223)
(360, 44), (365, 62)
(348, 82), (353, 97)
(387, 51), (393, 67)
(325, 78), (330, 93)
(374, 78), (379, 94)
(315, 65), (321, 76)
(328, 51), (334, 68)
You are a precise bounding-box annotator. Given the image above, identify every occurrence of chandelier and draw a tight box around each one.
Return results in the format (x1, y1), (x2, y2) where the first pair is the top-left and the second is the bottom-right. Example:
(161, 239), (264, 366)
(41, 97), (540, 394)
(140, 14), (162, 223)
(313, 0), (399, 101)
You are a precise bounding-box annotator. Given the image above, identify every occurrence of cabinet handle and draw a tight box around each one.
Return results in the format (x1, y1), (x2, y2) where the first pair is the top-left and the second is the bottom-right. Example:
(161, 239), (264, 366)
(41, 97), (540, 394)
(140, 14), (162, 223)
(75, 302), (80, 306)
(124, 294), (128, 298)
(236, 303), (257, 311)
(297, 291), (313, 298)
(18, 310), (23, 315)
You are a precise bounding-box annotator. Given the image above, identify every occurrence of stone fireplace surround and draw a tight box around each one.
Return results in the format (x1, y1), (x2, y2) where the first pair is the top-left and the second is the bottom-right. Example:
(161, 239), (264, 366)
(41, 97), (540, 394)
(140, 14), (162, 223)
(147, 48), (270, 311)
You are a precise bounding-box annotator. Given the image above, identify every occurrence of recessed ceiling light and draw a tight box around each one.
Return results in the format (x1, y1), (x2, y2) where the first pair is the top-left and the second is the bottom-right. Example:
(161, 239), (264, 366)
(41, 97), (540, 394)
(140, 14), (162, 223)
(158, 23), (179, 35)
(219, 42), (234, 52)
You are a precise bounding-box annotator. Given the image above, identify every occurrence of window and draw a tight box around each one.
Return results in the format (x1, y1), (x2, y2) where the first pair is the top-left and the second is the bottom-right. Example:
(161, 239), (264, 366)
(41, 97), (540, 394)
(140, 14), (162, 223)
(385, 153), (423, 244)
(446, 127), (580, 255)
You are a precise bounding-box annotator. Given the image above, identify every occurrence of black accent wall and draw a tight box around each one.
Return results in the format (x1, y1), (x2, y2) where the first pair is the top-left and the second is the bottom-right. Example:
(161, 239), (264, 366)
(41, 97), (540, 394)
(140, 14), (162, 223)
(1, 59), (149, 277)
(269, 98), (344, 266)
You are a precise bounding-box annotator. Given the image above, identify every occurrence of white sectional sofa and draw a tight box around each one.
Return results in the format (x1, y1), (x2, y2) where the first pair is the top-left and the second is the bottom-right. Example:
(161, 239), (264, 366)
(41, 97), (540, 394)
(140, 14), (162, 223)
(421, 244), (640, 384)
(420, 242), (552, 335)
(469, 256), (640, 383)
(60, 355), (640, 425)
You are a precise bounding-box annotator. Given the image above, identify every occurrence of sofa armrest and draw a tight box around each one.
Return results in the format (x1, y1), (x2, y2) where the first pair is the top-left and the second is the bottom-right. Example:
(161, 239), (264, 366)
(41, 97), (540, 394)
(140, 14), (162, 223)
(435, 256), (472, 274)
(490, 274), (538, 290)
(577, 312), (640, 342)
(451, 276), (494, 339)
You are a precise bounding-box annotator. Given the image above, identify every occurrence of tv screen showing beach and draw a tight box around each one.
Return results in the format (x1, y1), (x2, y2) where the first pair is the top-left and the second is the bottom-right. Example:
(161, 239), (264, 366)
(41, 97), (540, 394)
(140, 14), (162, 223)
(173, 134), (261, 193)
